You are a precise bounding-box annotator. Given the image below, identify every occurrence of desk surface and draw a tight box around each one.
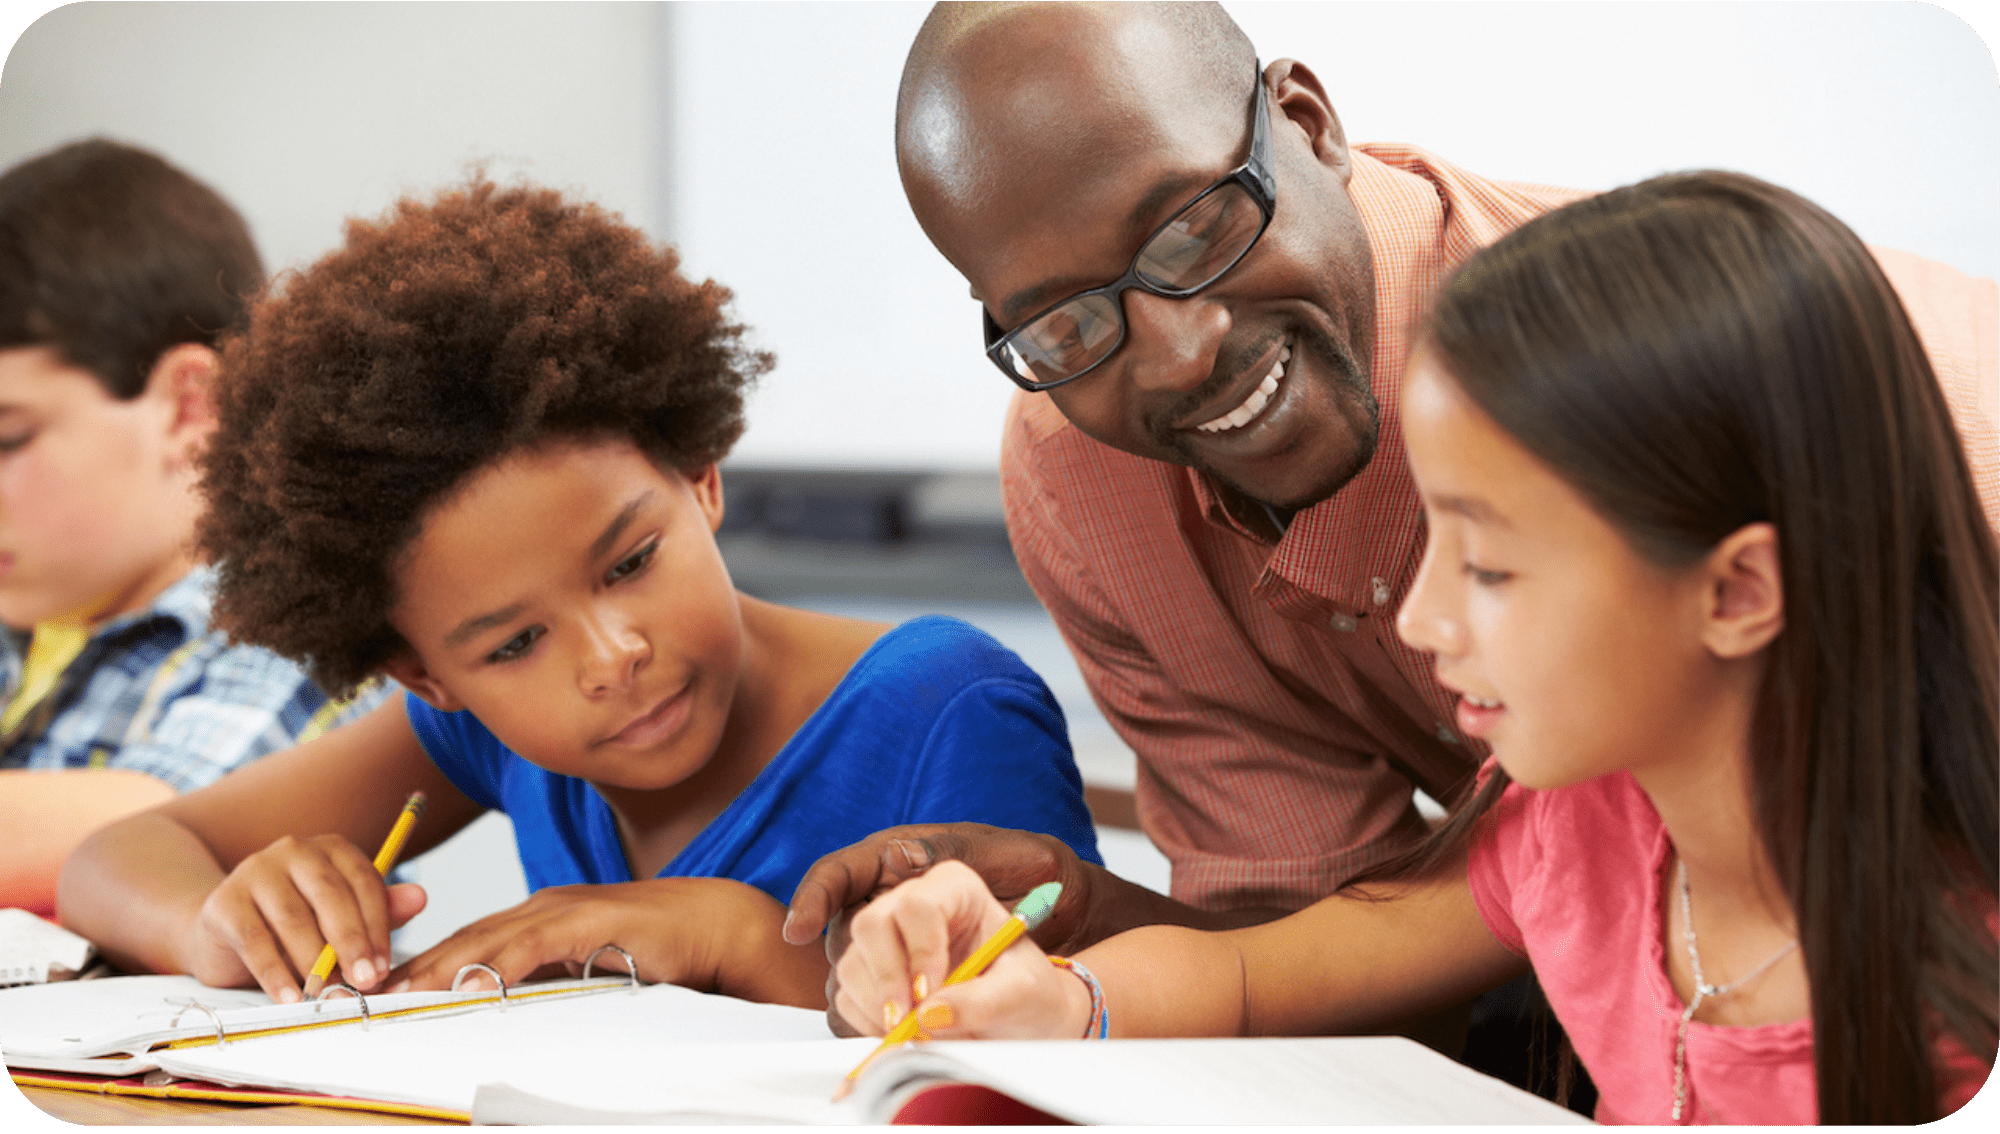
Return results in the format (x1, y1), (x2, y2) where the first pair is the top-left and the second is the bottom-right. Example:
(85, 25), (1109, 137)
(15, 1083), (459, 1126)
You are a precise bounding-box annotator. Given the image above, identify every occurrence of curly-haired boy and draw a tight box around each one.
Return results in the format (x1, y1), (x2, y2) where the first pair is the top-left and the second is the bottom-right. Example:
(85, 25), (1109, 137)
(0, 140), (386, 917)
(60, 178), (1099, 1008)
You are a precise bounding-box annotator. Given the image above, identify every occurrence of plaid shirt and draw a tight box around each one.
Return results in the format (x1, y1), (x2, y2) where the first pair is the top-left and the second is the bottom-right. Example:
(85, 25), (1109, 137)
(1, 565), (389, 790)
(1004, 144), (2000, 913)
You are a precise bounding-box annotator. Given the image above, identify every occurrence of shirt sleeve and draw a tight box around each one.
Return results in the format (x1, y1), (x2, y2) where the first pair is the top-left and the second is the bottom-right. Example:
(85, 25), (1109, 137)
(108, 643), (387, 792)
(1464, 777), (1534, 958)
(903, 673), (1102, 867)
(401, 691), (507, 812)
(1871, 245), (1999, 535)
(1001, 394), (1430, 911)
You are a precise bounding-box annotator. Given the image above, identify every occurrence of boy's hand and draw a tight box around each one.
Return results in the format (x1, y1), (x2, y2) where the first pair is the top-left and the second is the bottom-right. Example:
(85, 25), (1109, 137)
(383, 877), (829, 1009)
(181, 833), (426, 1003)
(833, 860), (1089, 1040)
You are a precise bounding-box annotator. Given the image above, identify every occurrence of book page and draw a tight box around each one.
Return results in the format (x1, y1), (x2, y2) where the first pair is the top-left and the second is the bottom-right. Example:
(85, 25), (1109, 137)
(856, 1036), (1596, 1125)
(153, 982), (837, 1117)
(0, 909), (96, 986)
(472, 1040), (880, 1125)
(0, 974), (268, 1064)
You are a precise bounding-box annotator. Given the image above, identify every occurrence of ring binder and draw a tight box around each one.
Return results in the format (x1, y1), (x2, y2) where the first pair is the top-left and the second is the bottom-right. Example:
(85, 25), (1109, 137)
(170, 1001), (226, 1047)
(582, 944), (638, 991)
(316, 982), (371, 1030)
(452, 963), (508, 1010)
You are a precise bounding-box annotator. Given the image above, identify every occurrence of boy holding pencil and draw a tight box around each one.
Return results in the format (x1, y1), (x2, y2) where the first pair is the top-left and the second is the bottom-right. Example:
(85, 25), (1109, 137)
(59, 176), (1099, 1008)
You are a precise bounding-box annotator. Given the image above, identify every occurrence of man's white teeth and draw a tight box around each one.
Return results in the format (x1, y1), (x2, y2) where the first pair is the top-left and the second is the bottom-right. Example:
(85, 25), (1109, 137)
(1465, 694), (1502, 710)
(1196, 346), (1290, 433)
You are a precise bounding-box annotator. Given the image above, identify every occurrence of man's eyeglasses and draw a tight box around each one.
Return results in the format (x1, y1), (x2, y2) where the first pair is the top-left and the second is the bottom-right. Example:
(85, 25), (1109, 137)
(983, 67), (1276, 392)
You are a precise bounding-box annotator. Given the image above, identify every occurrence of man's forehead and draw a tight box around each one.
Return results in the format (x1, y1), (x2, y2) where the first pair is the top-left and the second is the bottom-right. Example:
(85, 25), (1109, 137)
(910, 89), (1244, 320)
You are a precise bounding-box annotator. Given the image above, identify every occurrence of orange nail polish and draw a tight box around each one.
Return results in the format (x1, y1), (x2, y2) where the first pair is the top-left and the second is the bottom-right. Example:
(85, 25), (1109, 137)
(911, 973), (928, 1002)
(883, 1000), (899, 1031)
(917, 1001), (954, 1031)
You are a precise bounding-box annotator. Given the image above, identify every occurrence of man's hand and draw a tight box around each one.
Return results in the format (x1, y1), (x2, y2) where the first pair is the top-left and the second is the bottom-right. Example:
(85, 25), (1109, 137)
(782, 823), (1099, 956)
(784, 824), (1294, 1034)
(386, 877), (828, 1009)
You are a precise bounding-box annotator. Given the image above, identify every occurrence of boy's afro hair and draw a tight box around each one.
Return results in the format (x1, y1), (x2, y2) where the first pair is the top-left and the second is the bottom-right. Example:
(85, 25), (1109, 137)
(198, 178), (769, 697)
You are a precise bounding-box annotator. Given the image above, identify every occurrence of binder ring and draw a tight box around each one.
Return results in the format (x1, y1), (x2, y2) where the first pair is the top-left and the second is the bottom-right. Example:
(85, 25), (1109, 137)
(316, 981), (372, 1030)
(452, 962), (510, 1010)
(582, 944), (639, 991)
(170, 1001), (227, 1047)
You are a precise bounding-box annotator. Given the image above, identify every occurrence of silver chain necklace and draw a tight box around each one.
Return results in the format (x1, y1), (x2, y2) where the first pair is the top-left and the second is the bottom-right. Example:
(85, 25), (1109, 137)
(1671, 858), (1799, 1121)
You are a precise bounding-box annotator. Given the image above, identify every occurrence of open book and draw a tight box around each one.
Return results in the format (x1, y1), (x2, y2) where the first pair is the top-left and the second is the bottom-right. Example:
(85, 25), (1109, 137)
(7, 973), (1589, 1123)
(469, 1035), (1596, 1125)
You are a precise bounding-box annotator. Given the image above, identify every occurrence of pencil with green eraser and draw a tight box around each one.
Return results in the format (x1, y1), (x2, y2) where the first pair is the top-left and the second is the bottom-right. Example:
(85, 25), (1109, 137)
(834, 880), (1063, 1097)
(299, 791), (426, 1000)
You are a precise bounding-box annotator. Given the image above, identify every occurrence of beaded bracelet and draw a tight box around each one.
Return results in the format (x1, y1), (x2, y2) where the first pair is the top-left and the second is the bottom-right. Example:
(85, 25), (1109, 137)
(1047, 955), (1108, 1039)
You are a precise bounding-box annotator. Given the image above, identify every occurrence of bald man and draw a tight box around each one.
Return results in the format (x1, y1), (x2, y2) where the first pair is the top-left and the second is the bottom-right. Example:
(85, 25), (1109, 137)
(785, 0), (1998, 986)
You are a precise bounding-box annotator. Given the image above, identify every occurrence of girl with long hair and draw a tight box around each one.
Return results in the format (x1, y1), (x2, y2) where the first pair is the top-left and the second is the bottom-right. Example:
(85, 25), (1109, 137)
(826, 170), (1999, 1123)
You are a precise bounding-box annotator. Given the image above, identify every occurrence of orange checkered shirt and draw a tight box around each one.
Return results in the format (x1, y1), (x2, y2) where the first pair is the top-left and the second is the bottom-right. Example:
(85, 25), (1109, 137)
(1002, 144), (2000, 913)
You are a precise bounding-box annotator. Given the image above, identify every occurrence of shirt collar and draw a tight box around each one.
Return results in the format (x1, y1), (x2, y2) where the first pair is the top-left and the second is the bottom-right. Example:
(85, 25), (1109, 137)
(90, 564), (216, 644)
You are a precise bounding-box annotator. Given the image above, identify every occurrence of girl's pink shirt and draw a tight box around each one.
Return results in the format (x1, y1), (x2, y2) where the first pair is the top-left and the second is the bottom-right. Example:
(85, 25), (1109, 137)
(1466, 770), (1992, 1124)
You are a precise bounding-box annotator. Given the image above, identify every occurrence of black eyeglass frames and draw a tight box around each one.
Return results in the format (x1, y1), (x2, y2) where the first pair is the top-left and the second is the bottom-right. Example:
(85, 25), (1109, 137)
(982, 67), (1277, 392)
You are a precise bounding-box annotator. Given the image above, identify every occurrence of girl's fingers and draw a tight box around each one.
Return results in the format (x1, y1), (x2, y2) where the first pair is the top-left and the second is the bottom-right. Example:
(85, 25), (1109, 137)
(910, 941), (1071, 1039)
(836, 861), (1016, 1034)
(836, 891), (917, 1033)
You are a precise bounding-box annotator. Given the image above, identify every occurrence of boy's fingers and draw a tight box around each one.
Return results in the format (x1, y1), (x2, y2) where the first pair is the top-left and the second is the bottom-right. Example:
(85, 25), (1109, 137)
(281, 851), (376, 985)
(385, 881), (428, 927)
(215, 897), (305, 1003)
(325, 848), (395, 983)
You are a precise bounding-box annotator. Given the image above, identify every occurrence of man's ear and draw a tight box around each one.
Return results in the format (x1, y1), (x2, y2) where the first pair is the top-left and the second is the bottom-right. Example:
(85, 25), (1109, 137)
(686, 462), (725, 533)
(143, 343), (219, 469)
(1266, 59), (1349, 182)
(1698, 522), (1784, 659)
(382, 651), (466, 713)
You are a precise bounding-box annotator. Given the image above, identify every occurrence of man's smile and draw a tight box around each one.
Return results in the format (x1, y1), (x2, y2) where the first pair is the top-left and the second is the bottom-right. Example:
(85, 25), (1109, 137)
(1193, 341), (1291, 434)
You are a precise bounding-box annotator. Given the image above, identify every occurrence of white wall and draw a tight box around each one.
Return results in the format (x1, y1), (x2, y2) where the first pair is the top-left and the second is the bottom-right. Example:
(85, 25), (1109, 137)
(673, 0), (1997, 469)
(0, 2), (665, 279)
(3, 1), (1995, 473)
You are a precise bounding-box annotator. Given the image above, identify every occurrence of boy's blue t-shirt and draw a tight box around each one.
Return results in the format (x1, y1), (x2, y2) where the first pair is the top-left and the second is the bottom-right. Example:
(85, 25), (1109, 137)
(405, 615), (1101, 903)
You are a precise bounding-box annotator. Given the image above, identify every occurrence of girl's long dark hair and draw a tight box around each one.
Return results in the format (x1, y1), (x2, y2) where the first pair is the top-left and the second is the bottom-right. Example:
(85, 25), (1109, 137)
(1378, 170), (1997, 1123)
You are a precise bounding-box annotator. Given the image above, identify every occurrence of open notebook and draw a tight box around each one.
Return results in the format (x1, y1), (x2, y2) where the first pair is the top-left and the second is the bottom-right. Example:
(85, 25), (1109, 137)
(6, 973), (1589, 1123)
(2, 971), (837, 1120)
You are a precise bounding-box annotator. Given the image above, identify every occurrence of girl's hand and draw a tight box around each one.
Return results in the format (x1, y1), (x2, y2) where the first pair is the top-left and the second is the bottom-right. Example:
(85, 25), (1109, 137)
(834, 860), (1090, 1039)
(384, 877), (828, 1008)
(181, 833), (427, 1003)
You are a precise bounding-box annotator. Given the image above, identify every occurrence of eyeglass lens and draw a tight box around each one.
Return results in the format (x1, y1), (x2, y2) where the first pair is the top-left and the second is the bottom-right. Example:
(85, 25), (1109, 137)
(1004, 180), (1265, 385)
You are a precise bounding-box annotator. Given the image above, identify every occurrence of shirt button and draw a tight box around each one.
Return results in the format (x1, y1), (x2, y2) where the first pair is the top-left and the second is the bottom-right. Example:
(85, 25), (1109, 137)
(1371, 577), (1391, 606)
(1329, 612), (1359, 633)
(1435, 723), (1459, 744)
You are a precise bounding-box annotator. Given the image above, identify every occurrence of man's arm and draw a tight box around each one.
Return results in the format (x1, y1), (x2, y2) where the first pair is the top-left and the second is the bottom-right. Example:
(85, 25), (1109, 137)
(0, 767), (173, 913)
(783, 822), (1287, 958)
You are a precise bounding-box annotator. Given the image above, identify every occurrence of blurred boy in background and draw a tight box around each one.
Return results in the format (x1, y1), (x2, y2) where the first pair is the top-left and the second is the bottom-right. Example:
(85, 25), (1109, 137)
(1, 139), (386, 916)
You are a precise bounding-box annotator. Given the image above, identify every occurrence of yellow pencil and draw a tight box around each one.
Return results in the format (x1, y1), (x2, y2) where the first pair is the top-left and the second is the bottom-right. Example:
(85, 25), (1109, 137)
(835, 880), (1063, 1097)
(300, 791), (426, 1000)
